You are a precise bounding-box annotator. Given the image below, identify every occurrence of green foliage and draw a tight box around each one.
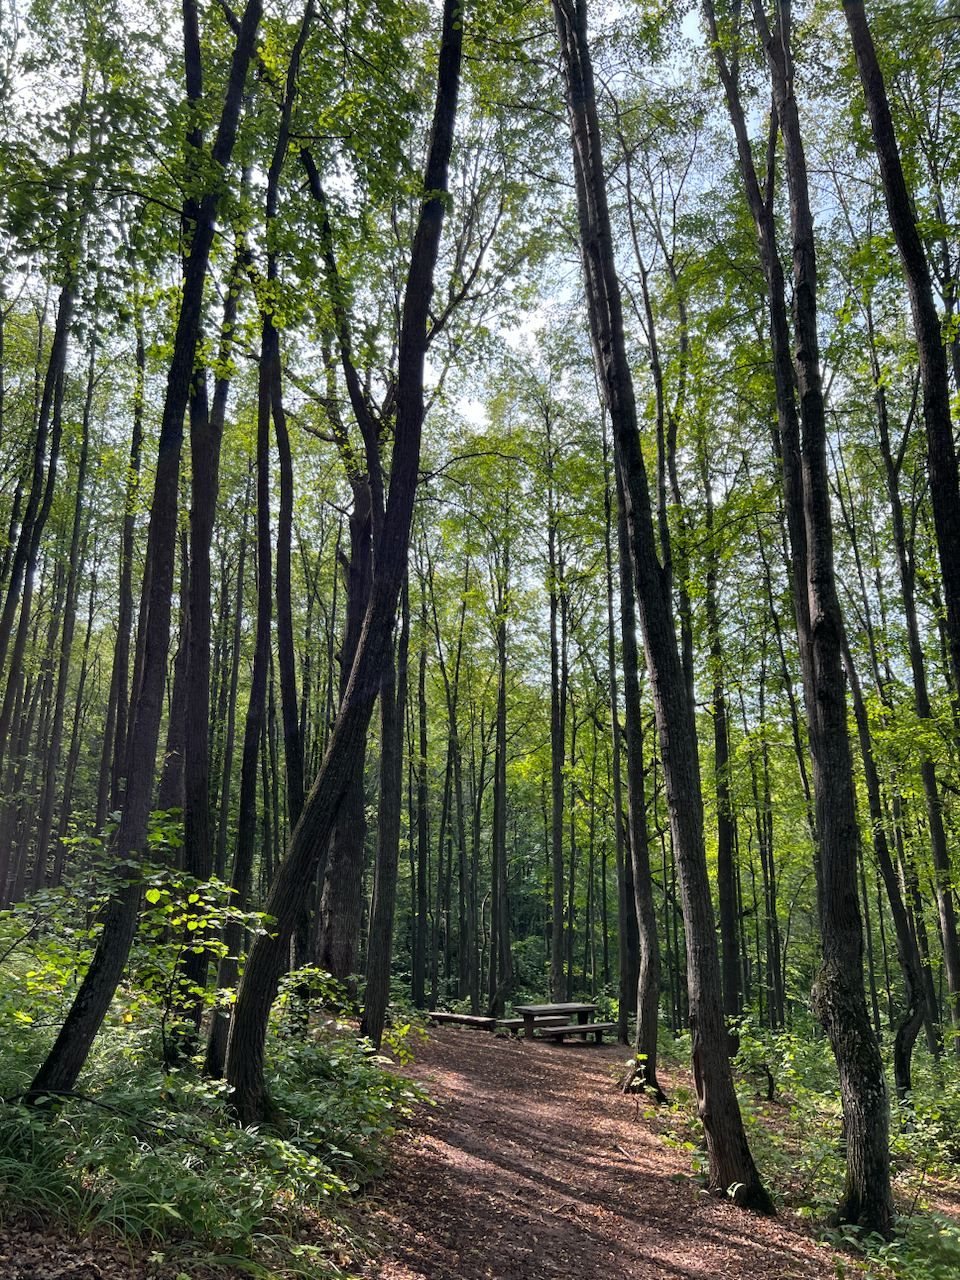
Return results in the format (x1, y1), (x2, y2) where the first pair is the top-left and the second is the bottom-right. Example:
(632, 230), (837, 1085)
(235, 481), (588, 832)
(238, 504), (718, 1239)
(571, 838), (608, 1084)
(853, 1215), (960, 1280)
(0, 1029), (421, 1275)
(0, 869), (424, 1276)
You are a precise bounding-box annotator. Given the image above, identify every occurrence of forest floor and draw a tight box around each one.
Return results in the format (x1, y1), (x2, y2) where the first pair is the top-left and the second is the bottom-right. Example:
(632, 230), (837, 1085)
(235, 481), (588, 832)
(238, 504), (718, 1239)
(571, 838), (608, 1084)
(356, 1025), (840, 1280)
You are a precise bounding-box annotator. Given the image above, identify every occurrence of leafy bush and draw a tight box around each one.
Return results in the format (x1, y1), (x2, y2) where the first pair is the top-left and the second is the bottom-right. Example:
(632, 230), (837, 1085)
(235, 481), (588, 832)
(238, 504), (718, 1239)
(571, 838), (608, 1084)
(0, 867), (425, 1277)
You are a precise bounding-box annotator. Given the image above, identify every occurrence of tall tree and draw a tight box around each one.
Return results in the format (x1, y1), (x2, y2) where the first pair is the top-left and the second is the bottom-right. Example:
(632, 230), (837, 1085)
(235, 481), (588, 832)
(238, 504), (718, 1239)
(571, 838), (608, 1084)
(27, 0), (263, 1099)
(225, 0), (464, 1122)
(553, 0), (770, 1210)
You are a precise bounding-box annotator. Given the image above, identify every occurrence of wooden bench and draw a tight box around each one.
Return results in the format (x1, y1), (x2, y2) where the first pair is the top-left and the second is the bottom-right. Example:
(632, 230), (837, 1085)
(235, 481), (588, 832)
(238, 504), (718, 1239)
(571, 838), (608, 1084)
(427, 1011), (496, 1030)
(495, 1018), (525, 1033)
(536, 1020), (617, 1044)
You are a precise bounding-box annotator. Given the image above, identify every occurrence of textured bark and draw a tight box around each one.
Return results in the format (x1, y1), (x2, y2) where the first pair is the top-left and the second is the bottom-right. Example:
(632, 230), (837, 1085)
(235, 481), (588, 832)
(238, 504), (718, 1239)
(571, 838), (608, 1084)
(360, 586), (410, 1048)
(555, 0), (767, 1207)
(616, 459), (665, 1101)
(27, 0), (262, 1099)
(707, 0), (893, 1231)
(843, 0), (960, 706)
(603, 442), (638, 1046)
(315, 482), (371, 983)
(225, 0), (463, 1122)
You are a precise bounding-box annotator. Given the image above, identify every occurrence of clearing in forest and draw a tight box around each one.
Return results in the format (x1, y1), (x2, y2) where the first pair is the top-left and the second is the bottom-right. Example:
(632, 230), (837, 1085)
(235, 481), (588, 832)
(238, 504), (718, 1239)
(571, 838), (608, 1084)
(360, 1026), (837, 1280)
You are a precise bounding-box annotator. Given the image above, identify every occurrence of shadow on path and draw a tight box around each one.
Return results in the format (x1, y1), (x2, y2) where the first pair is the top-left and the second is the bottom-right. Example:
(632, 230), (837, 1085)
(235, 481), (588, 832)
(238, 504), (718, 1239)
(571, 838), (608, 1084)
(360, 1027), (836, 1280)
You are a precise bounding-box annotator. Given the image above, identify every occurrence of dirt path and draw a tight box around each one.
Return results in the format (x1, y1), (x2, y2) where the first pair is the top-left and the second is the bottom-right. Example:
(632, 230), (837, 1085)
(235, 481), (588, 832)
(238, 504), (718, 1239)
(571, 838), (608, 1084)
(360, 1027), (838, 1280)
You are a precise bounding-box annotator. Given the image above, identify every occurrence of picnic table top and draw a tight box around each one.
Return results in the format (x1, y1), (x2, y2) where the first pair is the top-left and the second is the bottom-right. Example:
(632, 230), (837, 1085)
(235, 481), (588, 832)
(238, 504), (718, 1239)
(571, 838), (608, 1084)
(513, 1002), (597, 1016)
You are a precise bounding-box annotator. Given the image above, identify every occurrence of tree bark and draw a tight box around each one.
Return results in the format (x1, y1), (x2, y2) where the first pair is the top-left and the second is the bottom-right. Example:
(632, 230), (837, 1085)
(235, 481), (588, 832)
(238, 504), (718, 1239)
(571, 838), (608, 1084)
(843, 0), (960, 707)
(554, 0), (768, 1207)
(96, 308), (145, 830)
(706, 0), (893, 1230)
(205, 329), (274, 1080)
(225, 0), (463, 1122)
(27, 0), (262, 1099)
(360, 583), (410, 1048)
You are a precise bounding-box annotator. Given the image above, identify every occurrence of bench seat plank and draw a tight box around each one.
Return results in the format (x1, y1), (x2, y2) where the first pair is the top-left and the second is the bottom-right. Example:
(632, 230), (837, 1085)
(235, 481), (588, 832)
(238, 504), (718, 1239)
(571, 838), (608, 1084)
(428, 1011), (496, 1029)
(536, 1020), (617, 1042)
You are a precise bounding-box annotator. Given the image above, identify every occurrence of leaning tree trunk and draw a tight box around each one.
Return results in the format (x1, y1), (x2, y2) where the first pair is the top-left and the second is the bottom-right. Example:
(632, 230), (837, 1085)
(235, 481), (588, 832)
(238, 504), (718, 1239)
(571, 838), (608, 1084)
(26, 0), (262, 1100)
(554, 0), (768, 1208)
(225, 0), (463, 1123)
(843, 0), (960, 708)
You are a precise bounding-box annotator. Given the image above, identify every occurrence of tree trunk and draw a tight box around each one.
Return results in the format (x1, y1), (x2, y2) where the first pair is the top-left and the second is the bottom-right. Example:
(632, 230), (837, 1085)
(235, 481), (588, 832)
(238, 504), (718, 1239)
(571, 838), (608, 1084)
(604, 439), (638, 1046)
(27, 0), (262, 1099)
(225, 0), (463, 1122)
(315, 481), (372, 984)
(488, 550), (512, 1016)
(32, 324), (96, 887)
(555, 0), (768, 1207)
(413, 591), (429, 1007)
(361, 584), (410, 1047)
(97, 309), (145, 830)
(843, 0), (960, 706)
(205, 329), (274, 1079)
(708, 0), (893, 1230)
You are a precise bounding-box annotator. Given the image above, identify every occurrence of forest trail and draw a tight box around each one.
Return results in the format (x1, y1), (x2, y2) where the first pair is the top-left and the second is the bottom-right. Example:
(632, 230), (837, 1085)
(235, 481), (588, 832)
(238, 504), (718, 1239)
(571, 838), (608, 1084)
(362, 1027), (837, 1280)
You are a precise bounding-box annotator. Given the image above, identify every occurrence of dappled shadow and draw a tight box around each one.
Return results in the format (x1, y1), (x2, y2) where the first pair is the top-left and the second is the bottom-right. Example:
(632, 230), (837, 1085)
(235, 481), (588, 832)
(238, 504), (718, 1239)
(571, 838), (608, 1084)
(361, 1028), (836, 1280)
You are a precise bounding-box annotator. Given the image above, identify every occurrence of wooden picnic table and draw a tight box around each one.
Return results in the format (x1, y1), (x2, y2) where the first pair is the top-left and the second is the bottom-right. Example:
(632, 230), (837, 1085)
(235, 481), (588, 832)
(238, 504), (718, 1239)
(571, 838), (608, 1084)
(513, 1001), (597, 1040)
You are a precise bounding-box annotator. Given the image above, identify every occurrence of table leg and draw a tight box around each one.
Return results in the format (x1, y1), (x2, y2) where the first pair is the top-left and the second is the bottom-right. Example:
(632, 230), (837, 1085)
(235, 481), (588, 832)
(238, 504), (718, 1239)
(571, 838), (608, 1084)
(524, 1014), (535, 1040)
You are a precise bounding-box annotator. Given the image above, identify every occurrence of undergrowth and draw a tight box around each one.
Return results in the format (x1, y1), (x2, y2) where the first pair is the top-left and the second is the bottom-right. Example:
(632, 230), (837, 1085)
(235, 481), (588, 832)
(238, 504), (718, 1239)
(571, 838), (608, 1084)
(641, 1019), (960, 1280)
(0, 868), (425, 1279)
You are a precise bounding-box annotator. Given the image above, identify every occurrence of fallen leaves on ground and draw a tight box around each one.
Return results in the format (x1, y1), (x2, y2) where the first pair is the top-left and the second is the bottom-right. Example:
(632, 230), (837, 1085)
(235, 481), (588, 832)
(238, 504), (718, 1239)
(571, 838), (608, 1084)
(359, 1027), (840, 1280)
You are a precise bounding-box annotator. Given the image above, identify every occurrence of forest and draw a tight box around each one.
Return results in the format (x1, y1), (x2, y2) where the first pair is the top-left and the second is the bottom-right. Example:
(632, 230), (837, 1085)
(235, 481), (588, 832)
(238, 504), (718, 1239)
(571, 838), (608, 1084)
(1, 0), (960, 1275)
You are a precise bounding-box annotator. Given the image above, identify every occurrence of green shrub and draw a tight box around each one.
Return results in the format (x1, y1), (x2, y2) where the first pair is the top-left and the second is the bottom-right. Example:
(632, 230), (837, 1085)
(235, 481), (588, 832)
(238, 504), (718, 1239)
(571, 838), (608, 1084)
(0, 867), (425, 1277)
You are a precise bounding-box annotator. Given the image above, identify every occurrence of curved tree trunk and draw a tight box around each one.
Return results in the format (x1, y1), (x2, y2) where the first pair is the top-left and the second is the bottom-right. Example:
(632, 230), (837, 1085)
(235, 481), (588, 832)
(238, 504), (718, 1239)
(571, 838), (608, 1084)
(225, 0), (463, 1123)
(26, 0), (262, 1100)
